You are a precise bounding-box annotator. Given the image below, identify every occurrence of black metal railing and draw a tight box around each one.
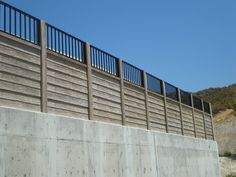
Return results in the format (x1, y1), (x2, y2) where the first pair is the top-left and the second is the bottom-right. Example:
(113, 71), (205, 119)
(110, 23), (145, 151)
(46, 23), (85, 63)
(203, 101), (210, 114)
(147, 73), (163, 94)
(0, 1), (40, 44)
(193, 96), (203, 110)
(90, 46), (119, 76)
(165, 82), (178, 101)
(122, 61), (143, 86)
(180, 90), (192, 106)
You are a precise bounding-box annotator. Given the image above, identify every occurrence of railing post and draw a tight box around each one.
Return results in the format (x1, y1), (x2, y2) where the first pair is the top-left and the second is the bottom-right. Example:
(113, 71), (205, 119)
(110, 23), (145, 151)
(143, 71), (150, 130)
(162, 81), (169, 133)
(119, 59), (126, 125)
(201, 99), (207, 139)
(85, 42), (94, 120)
(190, 94), (197, 137)
(40, 20), (48, 112)
(209, 103), (215, 140)
(178, 89), (184, 135)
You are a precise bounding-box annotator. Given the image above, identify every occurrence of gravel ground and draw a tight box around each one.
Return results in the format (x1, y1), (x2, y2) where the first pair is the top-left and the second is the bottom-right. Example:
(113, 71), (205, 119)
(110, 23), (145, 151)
(220, 156), (236, 177)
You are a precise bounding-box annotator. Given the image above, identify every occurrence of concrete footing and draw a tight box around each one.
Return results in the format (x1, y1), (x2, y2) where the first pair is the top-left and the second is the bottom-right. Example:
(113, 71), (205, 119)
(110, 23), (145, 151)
(0, 107), (221, 177)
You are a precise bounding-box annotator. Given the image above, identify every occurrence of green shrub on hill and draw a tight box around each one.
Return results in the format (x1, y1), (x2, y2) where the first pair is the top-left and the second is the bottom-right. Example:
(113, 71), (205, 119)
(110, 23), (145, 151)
(194, 84), (236, 114)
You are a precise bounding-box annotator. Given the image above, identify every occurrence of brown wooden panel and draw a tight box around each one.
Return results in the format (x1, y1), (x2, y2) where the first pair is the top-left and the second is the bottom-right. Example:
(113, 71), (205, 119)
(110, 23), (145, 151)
(92, 71), (122, 124)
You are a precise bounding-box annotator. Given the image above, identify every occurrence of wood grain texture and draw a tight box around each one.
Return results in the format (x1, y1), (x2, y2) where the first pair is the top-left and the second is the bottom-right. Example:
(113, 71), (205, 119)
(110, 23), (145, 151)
(47, 54), (89, 119)
(204, 114), (214, 139)
(0, 35), (41, 111)
(182, 105), (195, 137)
(148, 93), (166, 132)
(194, 109), (205, 138)
(124, 82), (147, 128)
(166, 100), (182, 135)
(92, 70), (122, 124)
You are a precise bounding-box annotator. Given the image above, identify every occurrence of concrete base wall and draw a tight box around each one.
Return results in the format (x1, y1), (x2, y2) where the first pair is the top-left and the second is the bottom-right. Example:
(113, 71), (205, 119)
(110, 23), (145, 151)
(0, 107), (221, 177)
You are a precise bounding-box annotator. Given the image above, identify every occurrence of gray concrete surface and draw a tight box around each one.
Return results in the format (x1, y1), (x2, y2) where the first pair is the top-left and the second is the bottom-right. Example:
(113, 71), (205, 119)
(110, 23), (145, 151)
(0, 106), (221, 177)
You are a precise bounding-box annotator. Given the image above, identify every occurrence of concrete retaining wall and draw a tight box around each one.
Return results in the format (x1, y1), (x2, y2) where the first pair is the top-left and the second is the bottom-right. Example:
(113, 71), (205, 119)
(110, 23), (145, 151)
(0, 107), (221, 177)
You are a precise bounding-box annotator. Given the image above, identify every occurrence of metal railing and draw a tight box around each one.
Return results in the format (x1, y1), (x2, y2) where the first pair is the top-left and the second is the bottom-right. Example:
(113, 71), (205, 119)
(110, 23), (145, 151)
(165, 82), (179, 101)
(0, 1), (212, 114)
(90, 45), (119, 76)
(46, 23), (86, 63)
(180, 90), (192, 106)
(122, 61), (143, 86)
(0, 1), (40, 44)
(147, 73), (163, 94)
(193, 96), (203, 110)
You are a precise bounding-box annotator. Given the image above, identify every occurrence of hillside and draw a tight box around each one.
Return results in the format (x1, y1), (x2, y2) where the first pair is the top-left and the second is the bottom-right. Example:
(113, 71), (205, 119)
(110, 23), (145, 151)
(194, 84), (236, 114)
(195, 84), (236, 177)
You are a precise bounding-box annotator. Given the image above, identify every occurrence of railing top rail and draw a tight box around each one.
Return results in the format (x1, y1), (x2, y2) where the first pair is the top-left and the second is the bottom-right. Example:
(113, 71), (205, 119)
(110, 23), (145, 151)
(90, 45), (117, 59)
(90, 45), (119, 60)
(122, 60), (143, 72)
(0, 1), (40, 21)
(146, 72), (162, 81)
(164, 81), (178, 90)
(46, 23), (85, 44)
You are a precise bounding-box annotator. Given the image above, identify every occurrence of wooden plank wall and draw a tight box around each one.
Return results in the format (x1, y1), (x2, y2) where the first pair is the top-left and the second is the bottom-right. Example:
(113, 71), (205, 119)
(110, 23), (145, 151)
(0, 32), (215, 140)
(194, 110), (205, 138)
(124, 82), (147, 129)
(166, 99), (182, 135)
(182, 105), (195, 137)
(148, 92), (166, 132)
(46, 52), (89, 119)
(0, 34), (41, 111)
(92, 70), (122, 124)
(204, 113), (214, 140)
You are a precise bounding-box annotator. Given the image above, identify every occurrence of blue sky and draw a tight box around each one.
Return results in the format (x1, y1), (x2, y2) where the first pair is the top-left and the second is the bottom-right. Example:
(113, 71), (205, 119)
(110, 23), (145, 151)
(4, 0), (236, 92)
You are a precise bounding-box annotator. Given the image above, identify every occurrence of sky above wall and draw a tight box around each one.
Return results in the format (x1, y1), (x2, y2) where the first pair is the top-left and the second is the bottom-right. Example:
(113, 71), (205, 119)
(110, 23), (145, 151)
(4, 0), (236, 92)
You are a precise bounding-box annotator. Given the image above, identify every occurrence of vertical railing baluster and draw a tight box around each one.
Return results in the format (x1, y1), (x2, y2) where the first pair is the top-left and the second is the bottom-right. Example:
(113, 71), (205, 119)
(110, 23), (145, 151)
(34, 19), (36, 44)
(46, 25), (49, 48)
(50, 26), (53, 50)
(14, 10), (16, 35)
(78, 41), (83, 60)
(24, 15), (26, 39)
(58, 30), (60, 53)
(4, 5), (6, 32)
(75, 39), (77, 59)
(62, 32), (64, 54)
(9, 7), (11, 34)
(65, 35), (67, 55)
(19, 13), (22, 37)
(29, 17), (31, 41)
(71, 36), (73, 57)
(54, 28), (56, 52)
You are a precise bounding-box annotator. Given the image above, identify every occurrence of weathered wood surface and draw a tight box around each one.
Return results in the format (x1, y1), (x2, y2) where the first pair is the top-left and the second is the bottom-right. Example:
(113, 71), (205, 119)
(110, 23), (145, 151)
(148, 92), (166, 132)
(92, 70), (122, 124)
(205, 113), (214, 140)
(124, 82), (147, 128)
(0, 32), (214, 140)
(166, 99), (182, 135)
(0, 35), (41, 111)
(182, 105), (195, 137)
(194, 109), (206, 138)
(47, 53), (89, 119)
